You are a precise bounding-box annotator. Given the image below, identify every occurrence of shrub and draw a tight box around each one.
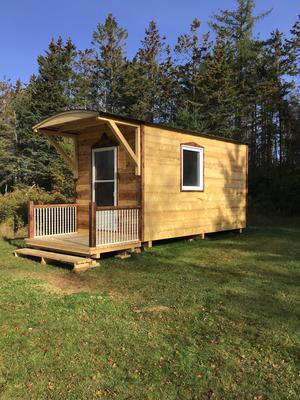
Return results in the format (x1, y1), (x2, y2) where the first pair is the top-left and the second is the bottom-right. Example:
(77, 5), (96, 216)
(0, 185), (73, 232)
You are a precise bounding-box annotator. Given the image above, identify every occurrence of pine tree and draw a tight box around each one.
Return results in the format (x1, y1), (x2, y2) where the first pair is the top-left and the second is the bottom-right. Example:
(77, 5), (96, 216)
(73, 48), (94, 110)
(0, 80), (18, 192)
(32, 36), (77, 117)
(158, 45), (179, 124)
(128, 21), (165, 122)
(0, 6), (298, 215)
(14, 37), (77, 194)
(285, 15), (300, 76)
(256, 30), (294, 170)
(90, 13), (128, 113)
(209, 0), (271, 141)
(196, 39), (236, 137)
(174, 19), (211, 131)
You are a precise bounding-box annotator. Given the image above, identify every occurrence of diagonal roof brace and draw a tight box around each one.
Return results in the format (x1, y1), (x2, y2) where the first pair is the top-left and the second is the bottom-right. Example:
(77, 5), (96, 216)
(42, 131), (78, 179)
(103, 118), (139, 170)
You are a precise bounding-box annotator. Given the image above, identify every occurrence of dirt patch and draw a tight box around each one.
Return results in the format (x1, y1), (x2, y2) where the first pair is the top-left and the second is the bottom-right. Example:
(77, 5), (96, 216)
(16, 269), (98, 295)
(133, 305), (170, 313)
(39, 273), (95, 295)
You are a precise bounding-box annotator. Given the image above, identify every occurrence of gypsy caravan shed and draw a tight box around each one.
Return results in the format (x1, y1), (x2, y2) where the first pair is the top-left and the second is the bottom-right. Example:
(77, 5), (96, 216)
(17, 110), (248, 268)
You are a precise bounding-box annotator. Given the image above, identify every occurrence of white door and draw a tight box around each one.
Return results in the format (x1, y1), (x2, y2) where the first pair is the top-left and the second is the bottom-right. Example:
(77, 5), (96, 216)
(92, 147), (117, 230)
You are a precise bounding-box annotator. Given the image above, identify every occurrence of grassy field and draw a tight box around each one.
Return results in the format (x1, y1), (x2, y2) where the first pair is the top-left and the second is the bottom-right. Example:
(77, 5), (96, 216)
(0, 226), (299, 399)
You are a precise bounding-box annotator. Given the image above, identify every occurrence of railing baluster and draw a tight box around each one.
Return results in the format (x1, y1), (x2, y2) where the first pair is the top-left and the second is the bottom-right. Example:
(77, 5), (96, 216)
(103, 211), (105, 244)
(47, 208), (49, 236)
(123, 209), (125, 243)
(38, 208), (40, 236)
(129, 209), (132, 241)
(54, 208), (56, 235)
(59, 207), (61, 235)
(128, 209), (130, 241)
(129, 209), (131, 241)
(30, 204), (77, 238)
(96, 210), (99, 244)
(71, 207), (73, 233)
(94, 207), (139, 247)
(34, 208), (36, 237)
(109, 211), (111, 245)
(50, 207), (52, 235)
(133, 209), (135, 240)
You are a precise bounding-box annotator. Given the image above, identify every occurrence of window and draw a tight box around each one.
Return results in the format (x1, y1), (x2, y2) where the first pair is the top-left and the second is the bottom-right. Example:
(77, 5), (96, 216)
(181, 145), (204, 191)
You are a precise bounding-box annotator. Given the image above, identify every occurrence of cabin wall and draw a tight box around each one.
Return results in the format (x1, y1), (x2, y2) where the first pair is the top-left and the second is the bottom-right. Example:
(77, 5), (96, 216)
(75, 125), (140, 230)
(143, 125), (247, 241)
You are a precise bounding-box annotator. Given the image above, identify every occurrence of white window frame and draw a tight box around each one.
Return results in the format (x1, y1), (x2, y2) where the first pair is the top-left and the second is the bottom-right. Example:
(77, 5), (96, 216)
(92, 146), (117, 205)
(181, 145), (204, 191)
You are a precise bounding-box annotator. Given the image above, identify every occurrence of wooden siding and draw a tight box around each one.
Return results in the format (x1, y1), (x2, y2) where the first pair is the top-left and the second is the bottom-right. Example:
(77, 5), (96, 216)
(75, 125), (140, 229)
(143, 125), (247, 241)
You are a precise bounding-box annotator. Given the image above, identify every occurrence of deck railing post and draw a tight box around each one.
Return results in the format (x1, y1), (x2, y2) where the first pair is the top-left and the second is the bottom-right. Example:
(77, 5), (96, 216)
(28, 201), (34, 238)
(89, 202), (96, 247)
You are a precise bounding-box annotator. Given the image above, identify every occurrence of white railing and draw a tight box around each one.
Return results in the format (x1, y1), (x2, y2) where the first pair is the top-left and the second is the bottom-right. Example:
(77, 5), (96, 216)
(32, 204), (78, 238)
(95, 207), (139, 246)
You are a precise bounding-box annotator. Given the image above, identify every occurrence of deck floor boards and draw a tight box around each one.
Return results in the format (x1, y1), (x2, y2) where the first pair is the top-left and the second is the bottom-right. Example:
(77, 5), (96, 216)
(25, 232), (141, 258)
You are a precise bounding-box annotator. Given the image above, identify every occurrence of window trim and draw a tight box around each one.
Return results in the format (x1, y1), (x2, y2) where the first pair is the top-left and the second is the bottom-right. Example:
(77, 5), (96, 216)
(180, 143), (204, 192)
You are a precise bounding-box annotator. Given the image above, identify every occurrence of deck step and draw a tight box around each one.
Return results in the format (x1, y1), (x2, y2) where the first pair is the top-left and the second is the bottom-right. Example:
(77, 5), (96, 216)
(13, 248), (98, 271)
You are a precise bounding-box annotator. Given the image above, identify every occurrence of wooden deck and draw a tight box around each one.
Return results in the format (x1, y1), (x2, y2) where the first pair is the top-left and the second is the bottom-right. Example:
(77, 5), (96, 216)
(25, 232), (141, 259)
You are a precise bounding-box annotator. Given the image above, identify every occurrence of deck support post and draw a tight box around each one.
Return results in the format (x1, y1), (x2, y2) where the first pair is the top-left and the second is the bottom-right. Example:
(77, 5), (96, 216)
(142, 241), (152, 249)
(89, 202), (96, 248)
(41, 257), (47, 265)
(28, 201), (34, 239)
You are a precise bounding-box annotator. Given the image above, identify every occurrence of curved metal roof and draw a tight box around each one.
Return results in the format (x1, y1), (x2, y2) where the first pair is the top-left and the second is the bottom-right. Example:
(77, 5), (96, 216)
(32, 109), (247, 145)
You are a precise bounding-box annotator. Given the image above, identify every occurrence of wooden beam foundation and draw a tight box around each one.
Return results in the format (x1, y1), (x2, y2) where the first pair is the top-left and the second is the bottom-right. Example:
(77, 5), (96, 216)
(143, 241), (152, 249)
(115, 251), (131, 259)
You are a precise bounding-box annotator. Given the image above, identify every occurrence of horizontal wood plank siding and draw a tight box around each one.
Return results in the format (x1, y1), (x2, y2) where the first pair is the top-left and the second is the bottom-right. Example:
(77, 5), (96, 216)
(143, 125), (247, 241)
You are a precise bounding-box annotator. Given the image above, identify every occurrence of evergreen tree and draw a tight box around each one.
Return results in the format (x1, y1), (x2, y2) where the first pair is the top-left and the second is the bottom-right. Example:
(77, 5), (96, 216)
(14, 37), (77, 194)
(256, 30), (294, 171)
(0, 7), (298, 215)
(196, 39), (236, 137)
(285, 15), (300, 76)
(73, 48), (95, 110)
(174, 19), (211, 131)
(209, 0), (271, 140)
(90, 13), (128, 112)
(0, 80), (18, 192)
(158, 45), (179, 124)
(128, 21), (165, 122)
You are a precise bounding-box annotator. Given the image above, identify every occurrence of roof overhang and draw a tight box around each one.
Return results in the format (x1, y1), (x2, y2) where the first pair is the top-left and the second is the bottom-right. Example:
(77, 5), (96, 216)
(32, 109), (246, 145)
(33, 110), (141, 175)
(32, 110), (99, 132)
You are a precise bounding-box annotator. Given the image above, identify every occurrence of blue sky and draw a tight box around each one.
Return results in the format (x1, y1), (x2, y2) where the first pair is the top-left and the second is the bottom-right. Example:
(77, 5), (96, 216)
(1, 0), (299, 83)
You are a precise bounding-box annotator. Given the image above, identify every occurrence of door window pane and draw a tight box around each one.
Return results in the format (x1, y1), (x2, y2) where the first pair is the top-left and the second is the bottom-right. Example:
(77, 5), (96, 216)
(95, 182), (114, 206)
(94, 149), (115, 180)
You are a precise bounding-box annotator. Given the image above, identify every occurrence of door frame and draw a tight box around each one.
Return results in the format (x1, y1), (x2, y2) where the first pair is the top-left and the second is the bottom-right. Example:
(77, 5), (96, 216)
(92, 146), (118, 206)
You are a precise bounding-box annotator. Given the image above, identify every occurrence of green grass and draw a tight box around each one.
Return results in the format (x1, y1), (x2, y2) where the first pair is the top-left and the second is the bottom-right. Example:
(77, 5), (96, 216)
(0, 226), (299, 399)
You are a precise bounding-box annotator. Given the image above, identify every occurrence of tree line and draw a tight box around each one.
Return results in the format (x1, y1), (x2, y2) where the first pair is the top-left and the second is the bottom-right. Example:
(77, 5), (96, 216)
(0, 0), (299, 216)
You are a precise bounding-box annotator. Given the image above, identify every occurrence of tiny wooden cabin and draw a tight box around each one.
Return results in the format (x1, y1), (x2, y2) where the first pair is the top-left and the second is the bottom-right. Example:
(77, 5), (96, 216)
(25, 110), (248, 260)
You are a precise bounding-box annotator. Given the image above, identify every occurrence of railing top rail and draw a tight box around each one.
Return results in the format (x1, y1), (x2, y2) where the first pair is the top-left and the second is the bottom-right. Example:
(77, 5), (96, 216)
(33, 203), (79, 208)
(96, 205), (141, 211)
